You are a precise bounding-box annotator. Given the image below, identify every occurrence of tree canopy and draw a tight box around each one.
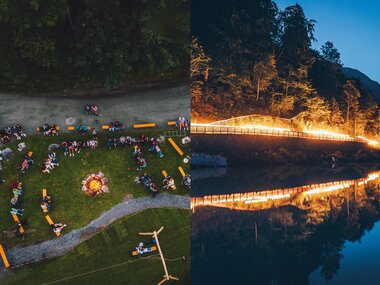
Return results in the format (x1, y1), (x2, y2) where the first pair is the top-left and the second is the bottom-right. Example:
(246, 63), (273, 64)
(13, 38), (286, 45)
(0, 0), (189, 91)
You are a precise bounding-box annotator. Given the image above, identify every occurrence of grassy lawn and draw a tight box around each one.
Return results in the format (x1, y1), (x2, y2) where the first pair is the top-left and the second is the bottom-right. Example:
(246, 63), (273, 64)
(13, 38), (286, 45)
(1, 208), (190, 285)
(0, 131), (190, 247)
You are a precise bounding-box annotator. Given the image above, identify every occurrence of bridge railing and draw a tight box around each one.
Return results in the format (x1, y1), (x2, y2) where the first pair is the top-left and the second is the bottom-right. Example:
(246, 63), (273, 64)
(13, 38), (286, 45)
(191, 124), (357, 142)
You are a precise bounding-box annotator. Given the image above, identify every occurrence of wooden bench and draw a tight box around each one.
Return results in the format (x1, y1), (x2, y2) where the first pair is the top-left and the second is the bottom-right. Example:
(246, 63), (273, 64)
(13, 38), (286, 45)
(168, 138), (184, 156)
(12, 214), (25, 234)
(178, 166), (186, 177)
(45, 215), (60, 236)
(167, 121), (176, 126)
(0, 244), (10, 268)
(133, 123), (156, 129)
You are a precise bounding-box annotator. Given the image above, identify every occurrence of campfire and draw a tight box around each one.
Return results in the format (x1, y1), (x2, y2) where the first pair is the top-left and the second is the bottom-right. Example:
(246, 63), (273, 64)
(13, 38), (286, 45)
(82, 171), (109, 196)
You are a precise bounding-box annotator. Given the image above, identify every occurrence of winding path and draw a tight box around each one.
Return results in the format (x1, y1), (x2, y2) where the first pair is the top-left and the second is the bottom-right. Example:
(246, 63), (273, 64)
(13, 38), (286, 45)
(6, 193), (190, 268)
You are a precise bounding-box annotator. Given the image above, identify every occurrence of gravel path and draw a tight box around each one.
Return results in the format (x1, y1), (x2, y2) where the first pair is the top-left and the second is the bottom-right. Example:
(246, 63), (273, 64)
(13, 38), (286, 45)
(0, 85), (189, 133)
(6, 193), (190, 268)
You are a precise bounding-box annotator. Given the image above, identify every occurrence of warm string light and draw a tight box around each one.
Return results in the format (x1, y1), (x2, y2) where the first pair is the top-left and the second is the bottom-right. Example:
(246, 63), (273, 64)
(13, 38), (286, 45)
(192, 123), (380, 147)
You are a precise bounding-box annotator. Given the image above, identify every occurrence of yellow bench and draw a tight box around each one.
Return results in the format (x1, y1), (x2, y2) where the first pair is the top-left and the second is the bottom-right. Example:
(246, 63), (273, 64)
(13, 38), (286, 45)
(102, 125), (109, 130)
(27, 151), (33, 157)
(45, 215), (60, 236)
(133, 123), (156, 129)
(12, 214), (25, 234)
(0, 244), (10, 268)
(178, 166), (186, 177)
(167, 121), (176, 126)
(168, 138), (184, 156)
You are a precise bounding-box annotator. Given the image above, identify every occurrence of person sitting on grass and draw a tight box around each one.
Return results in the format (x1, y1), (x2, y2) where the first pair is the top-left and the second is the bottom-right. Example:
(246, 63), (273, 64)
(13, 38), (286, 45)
(113, 138), (118, 148)
(10, 207), (24, 215)
(119, 136), (126, 147)
(48, 152), (60, 167)
(136, 241), (145, 254)
(61, 142), (68, 156)
(15, 222), (25, 240)
(150, 183), (158, 197)
(13, 187), (23, 196)
(107, 137), (113, 149)
(43, 194), (52, 204)
(136, 157), (147, 171)
(92, 128), (98, 139)
(139, 173), (152, 188)
(11, 196), (20, 207)
(41, 202), (51, 212)
(132, 146), (142, 159)
(52, 223), (67, 234)
(163, 176), (175, 190)
(68, 142), (75, 157)
(182, 174), (191, 188)
(140, 135), (148, 147)
(83, 104), (91, 115)
(91, 104), (99, 116)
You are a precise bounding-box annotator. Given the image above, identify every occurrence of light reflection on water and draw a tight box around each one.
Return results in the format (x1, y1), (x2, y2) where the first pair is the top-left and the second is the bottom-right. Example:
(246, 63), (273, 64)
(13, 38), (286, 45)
(191, 165), (380, 285)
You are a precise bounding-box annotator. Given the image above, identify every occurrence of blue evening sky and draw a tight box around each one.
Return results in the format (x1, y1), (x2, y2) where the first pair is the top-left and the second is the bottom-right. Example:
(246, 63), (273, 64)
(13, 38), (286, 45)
(276, 0), (380, 82)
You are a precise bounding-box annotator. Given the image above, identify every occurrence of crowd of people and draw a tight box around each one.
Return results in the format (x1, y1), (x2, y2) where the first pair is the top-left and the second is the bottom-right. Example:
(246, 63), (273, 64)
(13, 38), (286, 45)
(108, 121), (125, 131)
(135, 173), (158, 197)
(41, 152), (60, 174)
(0, 125), (26, 144)
(176, 117), (190, 131)
(37, 124), (59, 136)
(61, 139), (98, 156)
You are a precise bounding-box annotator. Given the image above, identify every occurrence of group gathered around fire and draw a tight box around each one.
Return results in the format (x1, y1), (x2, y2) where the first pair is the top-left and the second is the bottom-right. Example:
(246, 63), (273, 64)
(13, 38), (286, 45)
(0, 104), (190, 240)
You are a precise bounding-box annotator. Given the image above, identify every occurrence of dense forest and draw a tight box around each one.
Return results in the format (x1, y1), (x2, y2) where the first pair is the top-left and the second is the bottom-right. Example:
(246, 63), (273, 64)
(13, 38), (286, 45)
(0, 0), (189, 91)
(191, 0), (380, 138)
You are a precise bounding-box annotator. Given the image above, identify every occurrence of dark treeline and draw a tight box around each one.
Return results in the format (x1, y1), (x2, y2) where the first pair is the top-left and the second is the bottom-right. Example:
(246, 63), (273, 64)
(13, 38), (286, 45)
(191, 0), (380, 137)
(0, 0), (189, 91)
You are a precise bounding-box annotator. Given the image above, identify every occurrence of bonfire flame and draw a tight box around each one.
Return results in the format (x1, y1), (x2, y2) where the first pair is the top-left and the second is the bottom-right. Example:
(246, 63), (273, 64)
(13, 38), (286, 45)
(82, 172), (109, 196)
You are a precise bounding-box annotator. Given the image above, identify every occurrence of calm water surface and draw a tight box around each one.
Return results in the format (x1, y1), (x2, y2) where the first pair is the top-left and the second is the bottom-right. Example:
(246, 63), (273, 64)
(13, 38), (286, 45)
(191, 164), (380, 285)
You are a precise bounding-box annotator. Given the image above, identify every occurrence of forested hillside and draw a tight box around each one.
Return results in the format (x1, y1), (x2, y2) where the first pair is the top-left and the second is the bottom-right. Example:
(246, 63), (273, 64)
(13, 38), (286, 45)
(191, 0), (380, 138)
(0, 0), (189, 91)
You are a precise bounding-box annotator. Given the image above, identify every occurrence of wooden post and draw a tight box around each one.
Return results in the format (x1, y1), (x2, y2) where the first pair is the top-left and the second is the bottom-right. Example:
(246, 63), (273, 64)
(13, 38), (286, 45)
(139, 227), (179, 285)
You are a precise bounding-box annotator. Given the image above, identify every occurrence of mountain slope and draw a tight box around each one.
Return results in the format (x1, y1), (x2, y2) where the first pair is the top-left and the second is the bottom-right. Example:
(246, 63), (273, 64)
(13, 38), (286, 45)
(342, 67), (380, 102)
